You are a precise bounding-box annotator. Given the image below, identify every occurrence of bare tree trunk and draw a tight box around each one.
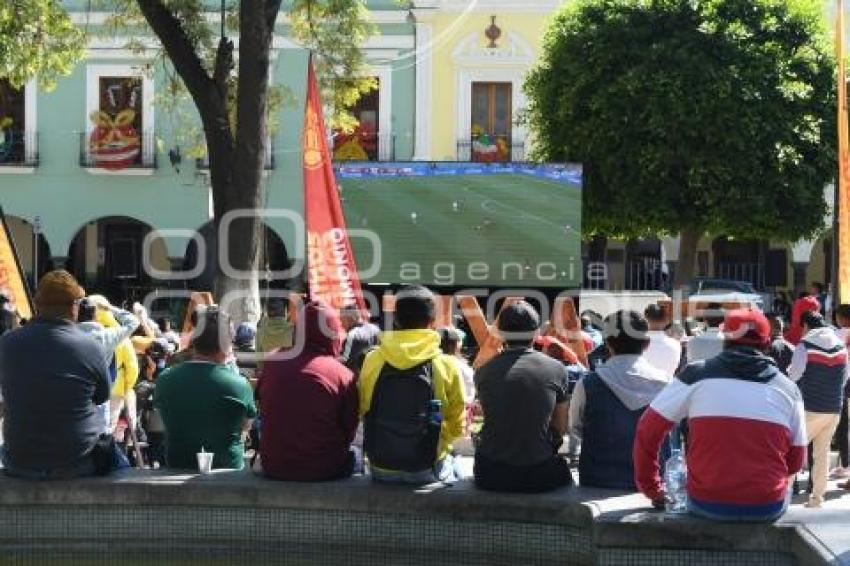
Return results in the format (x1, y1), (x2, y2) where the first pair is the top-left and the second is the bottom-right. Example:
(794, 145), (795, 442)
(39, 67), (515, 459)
(675, 227), (701, 290)
(212, 3), (277, 325)
(138, 0), (282, 325)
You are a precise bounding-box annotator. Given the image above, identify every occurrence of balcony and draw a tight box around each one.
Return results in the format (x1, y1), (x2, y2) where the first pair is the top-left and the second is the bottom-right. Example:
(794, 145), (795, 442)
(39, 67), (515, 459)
(79, 131), (157, 172)
(195, 139), (276, 171)
(0, 131), (39, 169)
(457, 134), (525, 163)
(332, 132), (396, 162)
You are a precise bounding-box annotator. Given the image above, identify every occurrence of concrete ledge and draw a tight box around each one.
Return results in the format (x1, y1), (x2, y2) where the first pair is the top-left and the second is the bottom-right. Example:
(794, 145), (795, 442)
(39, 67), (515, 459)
(0, 469), (603, 527)
(0, 469), (836, 565)
(793, 526), (838, 566)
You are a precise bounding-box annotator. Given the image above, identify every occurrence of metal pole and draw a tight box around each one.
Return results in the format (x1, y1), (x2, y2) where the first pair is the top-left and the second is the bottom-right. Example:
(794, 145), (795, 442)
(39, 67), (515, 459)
(834, 178), (840, 315)
(32, 216), (41, 289)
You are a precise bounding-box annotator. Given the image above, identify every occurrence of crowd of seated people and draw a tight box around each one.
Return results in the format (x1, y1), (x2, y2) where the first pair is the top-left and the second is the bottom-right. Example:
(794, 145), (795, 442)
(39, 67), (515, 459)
(0, 270), (844, 524)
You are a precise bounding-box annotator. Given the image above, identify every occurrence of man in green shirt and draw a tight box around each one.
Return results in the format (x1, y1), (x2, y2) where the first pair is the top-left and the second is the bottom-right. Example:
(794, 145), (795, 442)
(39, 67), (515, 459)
(155, 307), (257, 470)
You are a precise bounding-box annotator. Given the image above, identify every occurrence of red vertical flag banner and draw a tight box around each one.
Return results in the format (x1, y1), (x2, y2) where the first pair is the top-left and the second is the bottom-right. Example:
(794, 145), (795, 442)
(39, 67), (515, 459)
(303, 57), (368, 313)
(837, 0), (850, 304)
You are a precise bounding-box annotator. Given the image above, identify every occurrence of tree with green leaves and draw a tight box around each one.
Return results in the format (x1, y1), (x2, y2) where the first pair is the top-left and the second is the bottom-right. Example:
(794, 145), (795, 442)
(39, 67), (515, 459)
(524, 0), (837, 286)
(4, 0), (374, 321)
(123, 0), (374, 322)
(0, 0), (84, 90)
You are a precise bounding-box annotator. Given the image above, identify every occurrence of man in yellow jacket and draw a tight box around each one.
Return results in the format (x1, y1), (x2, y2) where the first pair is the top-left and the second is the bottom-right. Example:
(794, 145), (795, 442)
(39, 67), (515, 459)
(359, 285), (465, 483)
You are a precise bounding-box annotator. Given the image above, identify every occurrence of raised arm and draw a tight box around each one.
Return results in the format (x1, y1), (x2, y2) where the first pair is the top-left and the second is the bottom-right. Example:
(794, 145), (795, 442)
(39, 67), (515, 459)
(99, 307), (141, 355)
(786, 343), (808, 382)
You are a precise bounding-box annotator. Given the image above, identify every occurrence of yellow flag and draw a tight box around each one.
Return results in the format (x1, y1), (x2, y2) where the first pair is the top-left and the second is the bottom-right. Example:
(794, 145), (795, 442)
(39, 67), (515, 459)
(837, 0), (850, 304)
(0, 209), (33, 321)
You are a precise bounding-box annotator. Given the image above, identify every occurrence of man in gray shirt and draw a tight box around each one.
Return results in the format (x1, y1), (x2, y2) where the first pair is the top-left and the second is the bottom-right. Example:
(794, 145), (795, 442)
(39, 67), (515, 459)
(0, 271), (112, 479)
(474, 301), (572, 493)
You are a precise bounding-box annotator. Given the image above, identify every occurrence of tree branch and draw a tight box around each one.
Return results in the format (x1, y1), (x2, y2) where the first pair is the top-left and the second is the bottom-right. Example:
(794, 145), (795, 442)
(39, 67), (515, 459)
(212, 37), (234, 101)
(265, 0), (284, 31)
(135, 0), (214, 114)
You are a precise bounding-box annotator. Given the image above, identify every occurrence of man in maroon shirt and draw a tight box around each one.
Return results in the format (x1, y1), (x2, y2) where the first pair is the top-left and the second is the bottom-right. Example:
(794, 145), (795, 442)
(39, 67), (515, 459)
(258, 301), (359, 481)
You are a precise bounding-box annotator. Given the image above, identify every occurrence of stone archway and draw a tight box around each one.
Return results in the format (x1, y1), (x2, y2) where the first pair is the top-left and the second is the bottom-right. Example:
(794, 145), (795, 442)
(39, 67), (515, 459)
(66, 216), (166, 305)
(183, 222), (292, 294)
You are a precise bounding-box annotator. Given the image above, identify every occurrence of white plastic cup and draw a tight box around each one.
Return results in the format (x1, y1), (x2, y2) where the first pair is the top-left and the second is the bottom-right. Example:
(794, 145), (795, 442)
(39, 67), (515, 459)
(197, 451), (213, 475)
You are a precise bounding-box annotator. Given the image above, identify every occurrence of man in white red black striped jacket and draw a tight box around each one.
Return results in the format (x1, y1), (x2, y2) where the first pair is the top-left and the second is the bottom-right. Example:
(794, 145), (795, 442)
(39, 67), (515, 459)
(786, 311), (849, 508)
(634, 309), (807, 522)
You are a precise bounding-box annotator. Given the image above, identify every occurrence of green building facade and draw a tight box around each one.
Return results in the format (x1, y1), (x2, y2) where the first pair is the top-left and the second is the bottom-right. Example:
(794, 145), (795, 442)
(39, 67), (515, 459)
(0, 1), (416, 297)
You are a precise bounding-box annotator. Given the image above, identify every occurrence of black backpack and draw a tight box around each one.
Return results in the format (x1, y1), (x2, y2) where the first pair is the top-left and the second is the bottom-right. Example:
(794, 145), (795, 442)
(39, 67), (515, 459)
(364, 361), (441, 473)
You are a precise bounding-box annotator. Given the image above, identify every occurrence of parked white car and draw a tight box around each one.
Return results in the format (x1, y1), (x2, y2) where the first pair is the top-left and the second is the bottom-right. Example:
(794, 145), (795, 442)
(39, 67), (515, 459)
(689, 278), (766, 312)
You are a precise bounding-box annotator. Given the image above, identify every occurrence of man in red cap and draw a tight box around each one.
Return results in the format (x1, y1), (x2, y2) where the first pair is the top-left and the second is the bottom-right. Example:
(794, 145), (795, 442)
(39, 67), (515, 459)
(634, 309), (807, 521)
(786, 311), (848, 507)
(785, 295), (821, 346)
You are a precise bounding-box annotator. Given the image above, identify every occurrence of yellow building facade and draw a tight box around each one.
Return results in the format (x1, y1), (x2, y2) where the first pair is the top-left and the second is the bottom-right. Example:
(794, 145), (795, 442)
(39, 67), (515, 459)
(411, 1), (563, 161)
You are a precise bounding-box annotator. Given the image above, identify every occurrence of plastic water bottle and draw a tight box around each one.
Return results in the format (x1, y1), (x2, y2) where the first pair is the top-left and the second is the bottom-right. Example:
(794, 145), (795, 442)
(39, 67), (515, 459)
(428, 399), (443, 427)
(664, 447), (688, 514)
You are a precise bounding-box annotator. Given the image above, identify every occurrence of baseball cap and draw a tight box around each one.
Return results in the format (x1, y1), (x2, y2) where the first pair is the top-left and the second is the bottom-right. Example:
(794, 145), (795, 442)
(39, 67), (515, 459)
(722, 309), (771, 347)
(234, 321), (257, 347)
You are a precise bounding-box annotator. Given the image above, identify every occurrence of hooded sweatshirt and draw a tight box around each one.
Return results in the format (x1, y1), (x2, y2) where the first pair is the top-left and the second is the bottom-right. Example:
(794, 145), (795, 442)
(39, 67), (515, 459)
(259, 302), (359, 481)
(785, 296), (821, 346)
(635, 347), (807, 520)
(787, 327), (848, 414)
(358, 329), (466, 466)
(569, 355), (668, 490)
(595, 355), (668, 411)
(569, 356), (669, 438)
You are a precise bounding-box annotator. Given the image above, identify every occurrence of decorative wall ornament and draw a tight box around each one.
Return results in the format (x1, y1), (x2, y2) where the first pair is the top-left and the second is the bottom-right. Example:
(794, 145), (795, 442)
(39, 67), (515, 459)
(89, 109), (140, 170)
(451, 30), (534, 64)
(88, 77), (142, 170)
(485, 16), (502, 48)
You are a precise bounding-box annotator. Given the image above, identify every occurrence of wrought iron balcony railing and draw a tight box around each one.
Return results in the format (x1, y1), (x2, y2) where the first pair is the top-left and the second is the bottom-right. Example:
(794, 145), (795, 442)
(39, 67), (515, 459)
(0, 130), (39, 167)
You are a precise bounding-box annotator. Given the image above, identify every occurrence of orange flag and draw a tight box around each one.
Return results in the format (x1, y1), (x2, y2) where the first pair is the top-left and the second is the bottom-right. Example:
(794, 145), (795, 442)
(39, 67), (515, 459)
(0, 208), (33, 320)
(303, 56), (367, 314)
(837, 0), (850, 304)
